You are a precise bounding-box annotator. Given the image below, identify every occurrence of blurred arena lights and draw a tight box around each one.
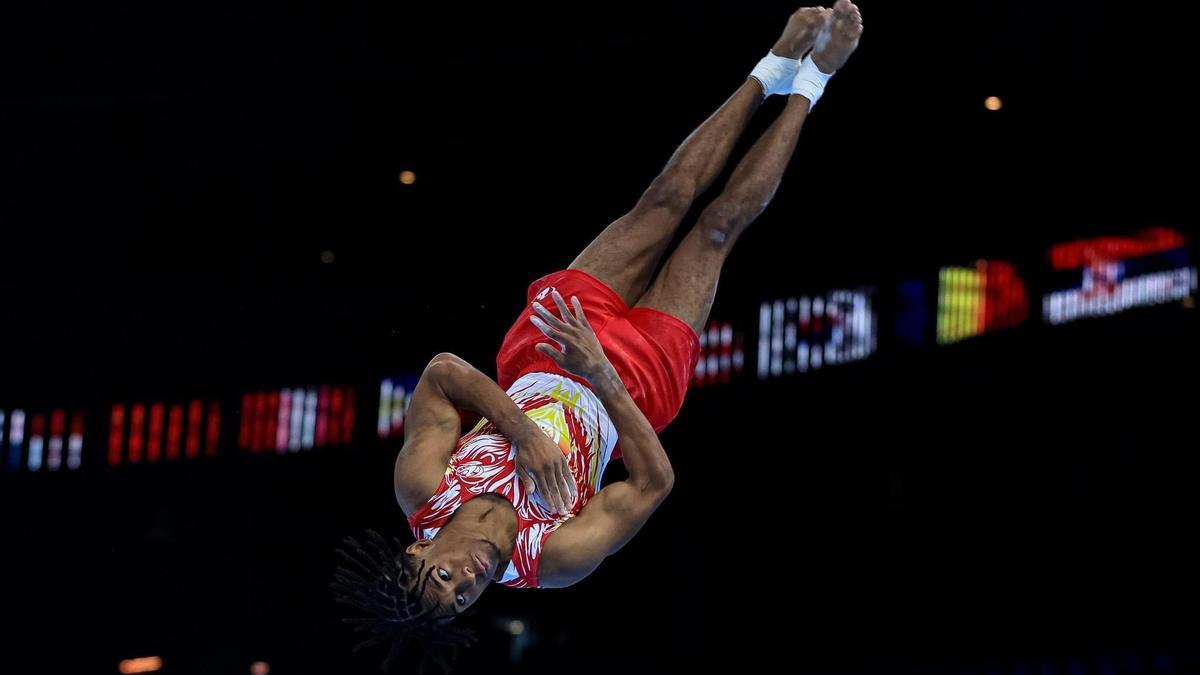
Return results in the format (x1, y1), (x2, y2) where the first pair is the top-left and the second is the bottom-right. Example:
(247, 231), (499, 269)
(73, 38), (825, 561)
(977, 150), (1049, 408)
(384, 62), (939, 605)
(239, 385), (355, 452)
(692, 320), (745, 387)
(936, 260), (1028, 345)
(377, 376), (417, 440)
(108, 399), (219, 466)
(1, 407), (84, 473)
(1043, 227), (1196, 325)
(757, 288), (877, 378)
(118, 656), (162, 674)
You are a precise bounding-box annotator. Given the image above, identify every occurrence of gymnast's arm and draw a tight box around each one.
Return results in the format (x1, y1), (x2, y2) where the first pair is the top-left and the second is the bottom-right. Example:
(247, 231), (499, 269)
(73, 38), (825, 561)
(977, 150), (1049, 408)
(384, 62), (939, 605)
(536, 359), (675, 588)
(523, 290), (675, 586)
(393, 352), (545, 515)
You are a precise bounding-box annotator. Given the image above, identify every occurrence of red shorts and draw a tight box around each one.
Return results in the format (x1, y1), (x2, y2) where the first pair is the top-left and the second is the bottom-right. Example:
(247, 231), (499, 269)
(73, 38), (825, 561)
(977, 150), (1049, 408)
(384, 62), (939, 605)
(496, 269), (701, 436)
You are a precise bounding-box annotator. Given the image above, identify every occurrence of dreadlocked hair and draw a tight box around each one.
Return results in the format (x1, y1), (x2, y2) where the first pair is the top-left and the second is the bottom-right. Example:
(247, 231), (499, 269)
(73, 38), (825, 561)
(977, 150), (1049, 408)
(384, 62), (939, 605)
(331, 530), (476, 674)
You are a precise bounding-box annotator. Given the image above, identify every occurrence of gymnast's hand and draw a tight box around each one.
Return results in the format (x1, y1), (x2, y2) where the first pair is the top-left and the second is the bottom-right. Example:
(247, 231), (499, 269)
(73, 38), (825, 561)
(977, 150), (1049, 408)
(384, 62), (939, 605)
(513, 425), (577, 517)
(529, 290), (614, 385)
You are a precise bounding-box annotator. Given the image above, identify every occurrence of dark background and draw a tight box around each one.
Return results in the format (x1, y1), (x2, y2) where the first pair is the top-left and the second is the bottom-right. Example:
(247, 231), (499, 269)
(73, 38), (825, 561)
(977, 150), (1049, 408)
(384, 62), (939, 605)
(1, 1), (1197, 674)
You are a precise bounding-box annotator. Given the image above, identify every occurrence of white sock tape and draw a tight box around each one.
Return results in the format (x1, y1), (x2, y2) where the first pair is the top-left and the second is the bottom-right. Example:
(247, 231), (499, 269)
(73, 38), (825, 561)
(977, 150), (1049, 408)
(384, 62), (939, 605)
(791, 54), (835, 108)
(749, 51), (800, 99)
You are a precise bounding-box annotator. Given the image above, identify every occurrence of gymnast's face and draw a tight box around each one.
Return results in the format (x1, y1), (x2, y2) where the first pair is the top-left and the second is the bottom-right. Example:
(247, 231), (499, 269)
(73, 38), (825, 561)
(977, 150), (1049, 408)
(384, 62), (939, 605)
(404, 538), (498, 616)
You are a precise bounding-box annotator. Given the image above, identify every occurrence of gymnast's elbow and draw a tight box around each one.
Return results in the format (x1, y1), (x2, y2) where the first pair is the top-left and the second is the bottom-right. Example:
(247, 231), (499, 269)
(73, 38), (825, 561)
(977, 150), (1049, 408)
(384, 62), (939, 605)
(639, 461), (675, 500)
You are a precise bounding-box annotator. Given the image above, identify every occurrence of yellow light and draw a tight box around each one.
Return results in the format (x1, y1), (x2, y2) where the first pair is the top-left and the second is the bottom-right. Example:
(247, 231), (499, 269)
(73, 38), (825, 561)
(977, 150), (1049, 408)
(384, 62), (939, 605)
(507, 619), (526, 635)
(398, 170), (417, 185)
(984, 96), (1003, 111)
(119, 657), (163, 674)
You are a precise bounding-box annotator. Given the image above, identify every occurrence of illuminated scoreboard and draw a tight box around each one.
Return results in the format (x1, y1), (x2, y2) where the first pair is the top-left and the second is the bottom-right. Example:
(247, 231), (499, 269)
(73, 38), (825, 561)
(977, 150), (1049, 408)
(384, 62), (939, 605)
(757, 289), (877, 378)
(1, 408), (84, 473)
(1043, 227), (1197, 325)
(692, 321), (746, 387)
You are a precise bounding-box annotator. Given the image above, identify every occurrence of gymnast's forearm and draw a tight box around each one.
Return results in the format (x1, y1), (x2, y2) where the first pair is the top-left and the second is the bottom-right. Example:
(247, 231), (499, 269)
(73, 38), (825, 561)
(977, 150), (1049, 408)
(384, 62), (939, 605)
(425, 353), (543, 445)
(588, 365), (674, 495)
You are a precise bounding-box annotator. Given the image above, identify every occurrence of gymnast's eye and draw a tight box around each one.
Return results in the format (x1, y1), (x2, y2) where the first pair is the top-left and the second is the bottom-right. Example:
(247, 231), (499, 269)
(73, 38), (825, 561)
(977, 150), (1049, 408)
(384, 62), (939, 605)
(438, 568), (450, 581)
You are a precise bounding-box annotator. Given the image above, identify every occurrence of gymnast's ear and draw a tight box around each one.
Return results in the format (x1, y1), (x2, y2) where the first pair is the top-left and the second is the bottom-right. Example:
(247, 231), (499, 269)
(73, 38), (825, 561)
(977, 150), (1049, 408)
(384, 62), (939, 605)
(406, 539), (434, 556)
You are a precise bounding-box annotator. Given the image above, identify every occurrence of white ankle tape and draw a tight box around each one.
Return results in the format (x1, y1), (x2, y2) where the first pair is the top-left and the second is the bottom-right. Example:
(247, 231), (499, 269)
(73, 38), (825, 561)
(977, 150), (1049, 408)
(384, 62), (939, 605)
(791, 55), (835, 107)
(749, 51), (800, 98)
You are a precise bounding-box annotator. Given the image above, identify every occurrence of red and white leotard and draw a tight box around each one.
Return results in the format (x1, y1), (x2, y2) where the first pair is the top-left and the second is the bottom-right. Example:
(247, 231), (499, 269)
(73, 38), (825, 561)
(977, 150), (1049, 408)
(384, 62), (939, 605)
(408, 268), (701, 589)
(407, 371), (618, 588)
